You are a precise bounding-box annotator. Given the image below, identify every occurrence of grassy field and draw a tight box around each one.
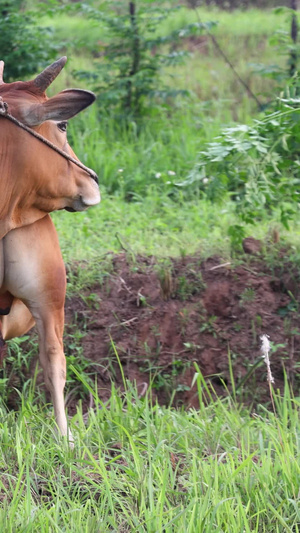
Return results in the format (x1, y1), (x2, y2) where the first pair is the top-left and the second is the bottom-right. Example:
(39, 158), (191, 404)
(52, 193), (300, 268)
(0, 378), (299, 532)
(2, 2), (300, 530)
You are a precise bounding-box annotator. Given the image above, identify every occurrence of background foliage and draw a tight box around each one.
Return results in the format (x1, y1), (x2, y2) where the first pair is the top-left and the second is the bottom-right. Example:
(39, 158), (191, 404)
(181, 95), (300, 228)
(2, 0), (298, 239)
(187, 0), (291, 7)
(0, 0), (59, 81)
(1, 2), (300, 529)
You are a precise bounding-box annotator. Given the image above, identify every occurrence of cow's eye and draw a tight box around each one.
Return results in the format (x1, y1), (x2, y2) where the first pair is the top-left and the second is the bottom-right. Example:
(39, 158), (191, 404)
(58, 121), (68, 132)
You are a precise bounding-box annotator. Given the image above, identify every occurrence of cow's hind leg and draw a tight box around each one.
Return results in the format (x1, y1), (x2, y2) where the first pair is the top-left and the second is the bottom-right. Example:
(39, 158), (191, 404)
(1, 298), (35, 340)
(0, 298), (35, 374)
(1, 300), (69, 438)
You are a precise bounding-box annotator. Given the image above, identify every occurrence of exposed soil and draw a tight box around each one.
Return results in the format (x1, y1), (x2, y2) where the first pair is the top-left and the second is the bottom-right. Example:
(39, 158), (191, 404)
(66, 249), (300, 408)
(3, 247), (300, 412)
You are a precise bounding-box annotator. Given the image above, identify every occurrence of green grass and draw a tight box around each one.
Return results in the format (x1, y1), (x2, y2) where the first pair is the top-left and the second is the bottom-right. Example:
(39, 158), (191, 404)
(162, 5), (287, 37)
(65, 99), (256, 196)
(45, 3), (288, 108)
(0, 377), (299, 531)
(52, 192), (300, 265)
(4, 4), (300, 529)
(41, 5), (287, 51)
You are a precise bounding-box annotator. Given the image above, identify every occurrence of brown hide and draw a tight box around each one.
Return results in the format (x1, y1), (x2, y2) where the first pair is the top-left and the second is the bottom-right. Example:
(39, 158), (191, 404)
(0, 57), (100, 239)
(0, 216), (70, 440)
(0, 59), (101, 446)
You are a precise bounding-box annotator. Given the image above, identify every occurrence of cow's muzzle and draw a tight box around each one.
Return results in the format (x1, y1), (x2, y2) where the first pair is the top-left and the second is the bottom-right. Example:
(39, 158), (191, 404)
(67, 188), (101, 212)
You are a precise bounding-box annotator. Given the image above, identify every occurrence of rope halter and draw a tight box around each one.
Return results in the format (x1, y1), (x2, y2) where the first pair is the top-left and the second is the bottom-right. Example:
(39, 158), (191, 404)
(0, 96), (98, 184)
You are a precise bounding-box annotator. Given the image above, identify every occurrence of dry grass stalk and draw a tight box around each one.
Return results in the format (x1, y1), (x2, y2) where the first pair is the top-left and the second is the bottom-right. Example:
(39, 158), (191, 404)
(260, 335), (274, 385)
(260, 335), (279, 431)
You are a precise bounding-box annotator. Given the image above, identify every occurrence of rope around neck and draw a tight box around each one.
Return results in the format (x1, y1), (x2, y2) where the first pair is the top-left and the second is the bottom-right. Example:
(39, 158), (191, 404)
(0, 97), (98, 184)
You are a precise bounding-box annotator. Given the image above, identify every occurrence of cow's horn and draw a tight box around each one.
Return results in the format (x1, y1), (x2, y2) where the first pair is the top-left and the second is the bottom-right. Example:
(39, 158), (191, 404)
(0, 61), (4, 84)
(33, 56), (67, 92)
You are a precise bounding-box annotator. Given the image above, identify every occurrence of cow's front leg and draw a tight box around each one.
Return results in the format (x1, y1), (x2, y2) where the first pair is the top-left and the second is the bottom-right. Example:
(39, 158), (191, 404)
(34, 308), (73, 444)
(2, 216), (73, 446)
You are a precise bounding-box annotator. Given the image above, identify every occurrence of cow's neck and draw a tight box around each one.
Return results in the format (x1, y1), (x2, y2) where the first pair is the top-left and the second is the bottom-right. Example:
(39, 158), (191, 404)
(0, 128), (49, 238)
(0, 209), (48, 240)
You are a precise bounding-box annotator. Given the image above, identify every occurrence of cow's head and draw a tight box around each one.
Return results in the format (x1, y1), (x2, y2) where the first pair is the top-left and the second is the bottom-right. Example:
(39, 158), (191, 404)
(0, 57), (100, 238)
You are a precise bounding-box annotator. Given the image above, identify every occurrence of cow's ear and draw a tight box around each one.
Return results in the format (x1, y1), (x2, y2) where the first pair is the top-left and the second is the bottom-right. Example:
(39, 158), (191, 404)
(24, 89), (96, 126)
(42, 89), (96, 120)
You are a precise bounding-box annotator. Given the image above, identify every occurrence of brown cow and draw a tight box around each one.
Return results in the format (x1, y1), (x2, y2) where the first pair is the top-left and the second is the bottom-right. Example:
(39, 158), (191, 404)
(0, 58), (100, 445)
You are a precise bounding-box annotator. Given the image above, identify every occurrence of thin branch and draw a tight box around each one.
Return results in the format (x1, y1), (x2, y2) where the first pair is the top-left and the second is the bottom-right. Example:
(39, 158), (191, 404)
(193, 7), (263, 111)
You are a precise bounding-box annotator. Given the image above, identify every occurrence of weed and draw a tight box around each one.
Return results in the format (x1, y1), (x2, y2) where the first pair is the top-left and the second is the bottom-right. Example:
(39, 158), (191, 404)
(64, 320), (101, 397)
(239, 286), (256, 306)
(0, 356), (299, 531)
(1, 336), (38, 404)
(251, 317), (261, 347)
(141, 357), (191, 399)
(178, 307), (190, 336)
(81, 292), (101, 310)
(183, 341), (202, 352)
(176, 271), (205, 300)
(150, 325), (161, 338)
(199, 315), (217, 335)
(66, 254), (114, 296)
(177, 275), (191, 300)
(233, 322), (243, 332)
(136, 291), (149, 308)
(156, 262), (174, 301)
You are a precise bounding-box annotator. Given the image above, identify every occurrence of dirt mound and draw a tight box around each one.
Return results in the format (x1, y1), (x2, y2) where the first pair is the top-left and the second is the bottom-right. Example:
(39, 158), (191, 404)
(62, 252), (299, 410)
(3, 251), (300, 412)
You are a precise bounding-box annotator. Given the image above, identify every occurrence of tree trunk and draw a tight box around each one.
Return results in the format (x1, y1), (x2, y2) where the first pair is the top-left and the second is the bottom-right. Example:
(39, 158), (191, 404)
(125, 1), (140, 114)
(290, 0), (298, 78)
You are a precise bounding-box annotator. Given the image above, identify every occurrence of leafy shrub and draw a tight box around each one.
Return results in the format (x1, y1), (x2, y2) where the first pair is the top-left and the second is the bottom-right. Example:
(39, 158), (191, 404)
(0, 0), (59, 81)
(178, 95), (300, 227)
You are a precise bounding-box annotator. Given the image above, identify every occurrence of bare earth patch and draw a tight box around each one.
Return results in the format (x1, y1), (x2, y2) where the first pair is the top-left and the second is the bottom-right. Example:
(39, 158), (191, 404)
(64, 252), (299, 410)
(4, 251), (300, 412)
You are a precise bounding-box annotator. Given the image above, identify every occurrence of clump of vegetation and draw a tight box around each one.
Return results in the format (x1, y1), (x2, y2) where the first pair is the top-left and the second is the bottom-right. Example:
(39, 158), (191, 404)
(0, 0), (59, 81)
(181, 95), (300, 228)
(0, 377), (299, 531)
